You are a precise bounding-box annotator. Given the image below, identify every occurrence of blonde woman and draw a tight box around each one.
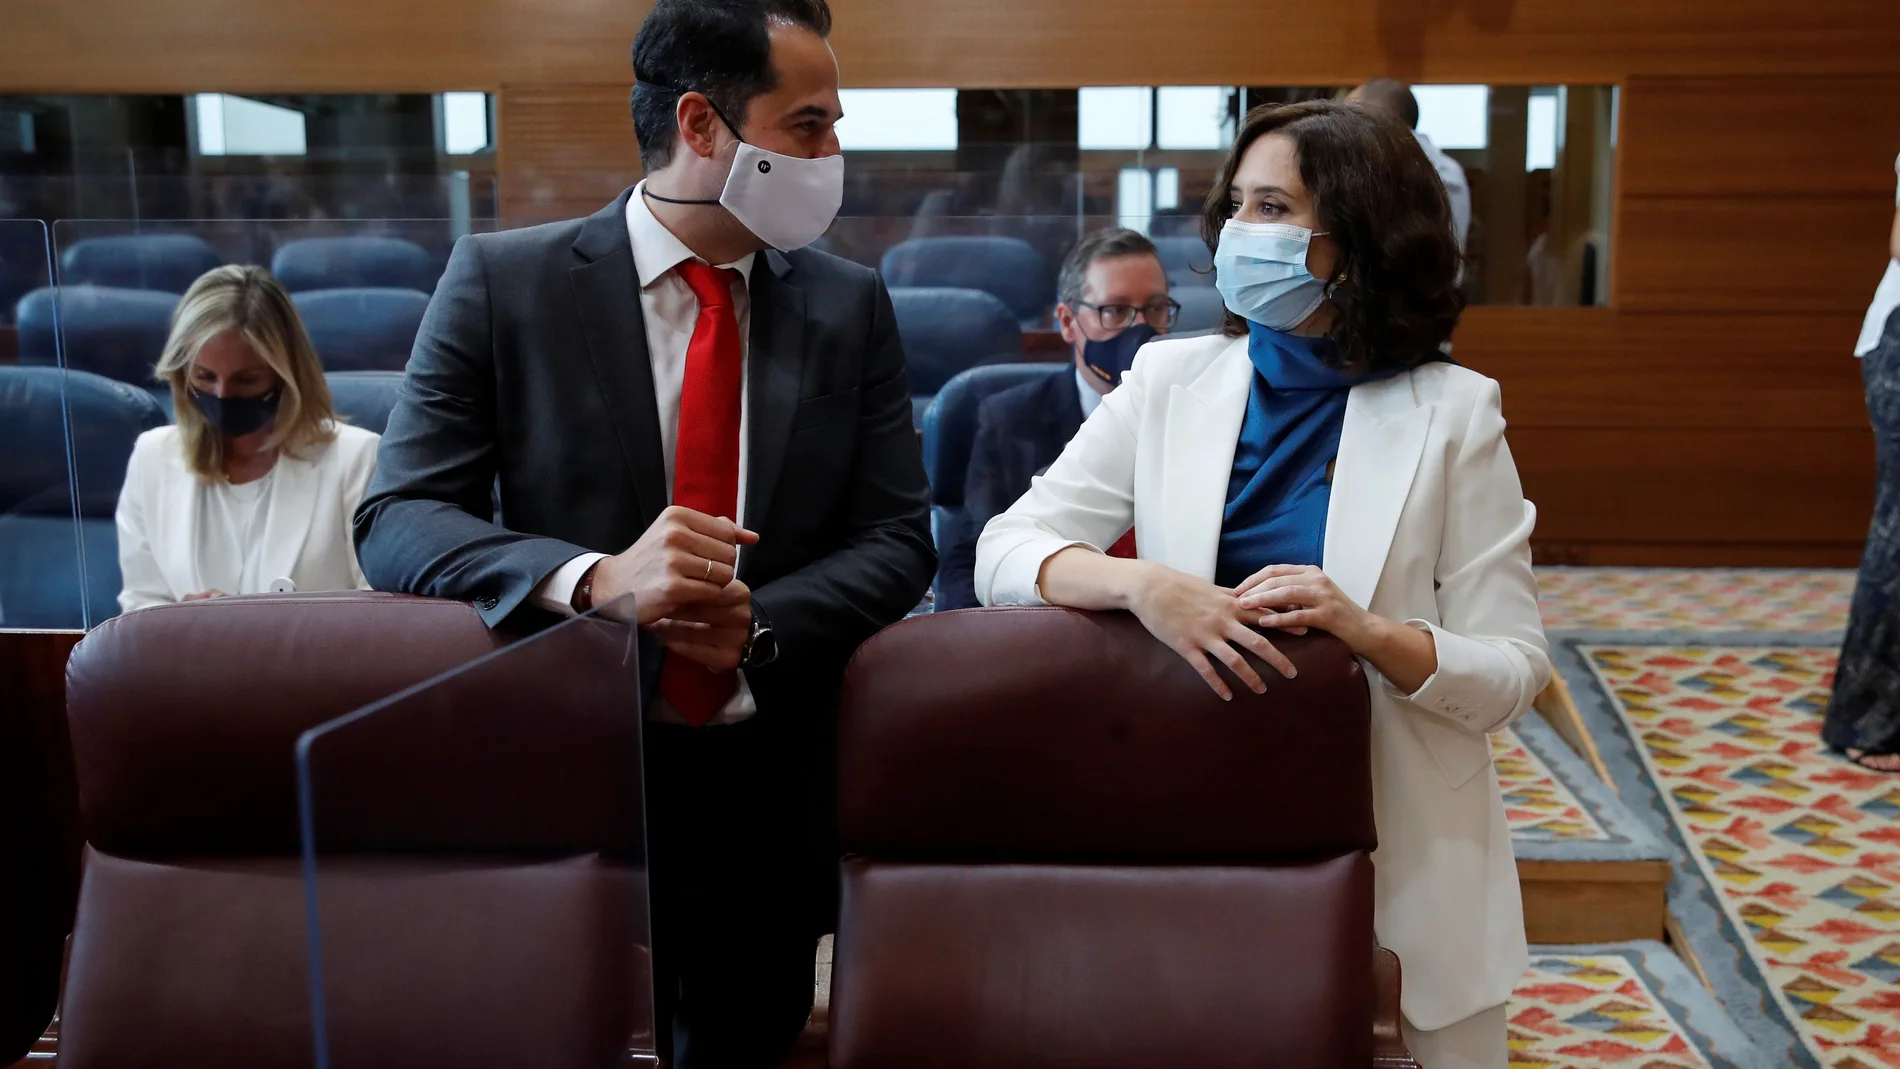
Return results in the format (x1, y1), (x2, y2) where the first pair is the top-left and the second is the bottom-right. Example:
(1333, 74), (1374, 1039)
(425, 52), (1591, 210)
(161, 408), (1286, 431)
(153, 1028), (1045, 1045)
(116, 264), (378, 612)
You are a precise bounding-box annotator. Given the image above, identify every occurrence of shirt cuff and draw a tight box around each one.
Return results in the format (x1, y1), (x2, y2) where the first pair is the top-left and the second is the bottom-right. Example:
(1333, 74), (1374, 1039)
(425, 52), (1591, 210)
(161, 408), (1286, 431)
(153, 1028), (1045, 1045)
(532, 552), (609, 617)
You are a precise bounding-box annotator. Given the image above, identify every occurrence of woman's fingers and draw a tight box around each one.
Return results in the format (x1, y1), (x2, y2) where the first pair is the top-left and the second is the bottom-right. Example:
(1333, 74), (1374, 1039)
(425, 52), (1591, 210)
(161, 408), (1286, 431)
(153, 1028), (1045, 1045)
(1178, 646), (1234, 702)
(1230, 622), (1298, 679)
(1240, 582), (1324, 611)
(1207, 636), (1269, 695)
(1234, 563), (1312, 596)
(1258, 608), (1318, 633)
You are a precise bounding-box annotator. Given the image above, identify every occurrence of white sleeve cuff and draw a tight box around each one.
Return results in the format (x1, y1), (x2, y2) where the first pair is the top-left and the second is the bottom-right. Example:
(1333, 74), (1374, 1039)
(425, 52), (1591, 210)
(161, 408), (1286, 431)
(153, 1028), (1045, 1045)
(532, 552), (609, 617)
(985, 540), (1098, 607)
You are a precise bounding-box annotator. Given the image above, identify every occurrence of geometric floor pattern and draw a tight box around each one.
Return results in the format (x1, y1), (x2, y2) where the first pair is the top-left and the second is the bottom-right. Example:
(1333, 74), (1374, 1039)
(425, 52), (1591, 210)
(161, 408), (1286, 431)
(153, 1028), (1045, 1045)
(1496, 727), (1616, 842)
(1583, 644), (1900, 1069)
(1510, 952), (1716, 1068)
(1537, 569), (1855, 634)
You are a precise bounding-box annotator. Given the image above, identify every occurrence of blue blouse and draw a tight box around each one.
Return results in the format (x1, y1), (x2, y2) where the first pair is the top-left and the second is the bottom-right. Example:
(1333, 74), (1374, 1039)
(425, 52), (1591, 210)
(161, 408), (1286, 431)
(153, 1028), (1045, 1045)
(1213, 323), (1381, 588)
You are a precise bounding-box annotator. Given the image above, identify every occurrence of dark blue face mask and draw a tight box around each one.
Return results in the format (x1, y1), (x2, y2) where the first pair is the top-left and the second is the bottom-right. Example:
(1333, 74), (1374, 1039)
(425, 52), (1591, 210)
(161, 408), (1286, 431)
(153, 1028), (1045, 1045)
(1077, 323), (1159, 389)
(191, 387), (282, 438)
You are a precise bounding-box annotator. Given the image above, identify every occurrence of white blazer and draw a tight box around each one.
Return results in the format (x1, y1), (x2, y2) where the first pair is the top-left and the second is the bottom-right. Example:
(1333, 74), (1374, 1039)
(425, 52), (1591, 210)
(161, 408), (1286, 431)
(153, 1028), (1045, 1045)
(116, 422), (380, 613)
(976, 331), (1551, 1030)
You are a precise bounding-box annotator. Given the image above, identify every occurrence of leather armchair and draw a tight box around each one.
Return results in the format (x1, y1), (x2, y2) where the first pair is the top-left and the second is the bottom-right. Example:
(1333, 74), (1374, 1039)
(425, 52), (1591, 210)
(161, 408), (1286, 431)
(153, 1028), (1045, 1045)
(56, 592), (651, 1069)
(829, 607), (1417, 1069)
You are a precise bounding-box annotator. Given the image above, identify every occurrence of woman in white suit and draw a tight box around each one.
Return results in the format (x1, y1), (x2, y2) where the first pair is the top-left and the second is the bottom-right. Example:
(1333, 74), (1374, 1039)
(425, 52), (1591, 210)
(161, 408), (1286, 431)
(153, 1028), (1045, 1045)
(117, 264), (378, 612)
(977, 100), (1549, 1069)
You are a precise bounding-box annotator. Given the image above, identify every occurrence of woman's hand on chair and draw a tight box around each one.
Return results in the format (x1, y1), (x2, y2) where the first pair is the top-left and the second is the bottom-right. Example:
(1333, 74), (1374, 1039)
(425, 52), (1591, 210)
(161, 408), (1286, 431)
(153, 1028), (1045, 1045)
(1127, 563), (1298, 701)
(1235, 565), (1377, 651)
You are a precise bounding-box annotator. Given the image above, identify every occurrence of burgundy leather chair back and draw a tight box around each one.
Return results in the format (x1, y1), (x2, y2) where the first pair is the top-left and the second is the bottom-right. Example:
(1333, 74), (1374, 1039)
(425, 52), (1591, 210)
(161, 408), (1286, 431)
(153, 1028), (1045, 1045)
(58, 592), (648, 1069)
(831, 607), (1377, 1069)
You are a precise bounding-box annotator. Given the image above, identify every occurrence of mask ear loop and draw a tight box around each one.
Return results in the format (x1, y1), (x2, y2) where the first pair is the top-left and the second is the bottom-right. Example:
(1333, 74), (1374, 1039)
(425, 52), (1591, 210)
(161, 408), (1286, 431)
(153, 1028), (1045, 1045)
(636, 79), (745, 207)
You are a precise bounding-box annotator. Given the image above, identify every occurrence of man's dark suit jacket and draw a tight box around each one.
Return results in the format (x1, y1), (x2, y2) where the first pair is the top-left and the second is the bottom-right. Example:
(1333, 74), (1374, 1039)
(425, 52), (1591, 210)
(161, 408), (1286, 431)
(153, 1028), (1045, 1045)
(354, 190), (936, 896)
(936, 369), (1085, 610)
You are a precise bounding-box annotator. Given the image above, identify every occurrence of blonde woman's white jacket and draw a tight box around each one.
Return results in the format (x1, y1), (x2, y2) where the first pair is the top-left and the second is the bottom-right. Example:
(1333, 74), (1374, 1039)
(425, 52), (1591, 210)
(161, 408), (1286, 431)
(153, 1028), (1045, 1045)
(975, 331), (1550, 1030)
(116, 422), (380, 612)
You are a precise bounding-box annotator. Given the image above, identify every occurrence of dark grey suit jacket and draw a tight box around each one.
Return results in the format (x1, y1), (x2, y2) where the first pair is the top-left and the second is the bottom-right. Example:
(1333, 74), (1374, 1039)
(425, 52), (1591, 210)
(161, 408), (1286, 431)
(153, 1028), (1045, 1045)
(355, 189), (936, 728)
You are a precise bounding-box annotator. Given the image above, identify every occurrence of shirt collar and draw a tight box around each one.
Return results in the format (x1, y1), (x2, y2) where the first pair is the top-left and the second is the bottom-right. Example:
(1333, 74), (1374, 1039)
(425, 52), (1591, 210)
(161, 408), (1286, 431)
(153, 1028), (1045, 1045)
(1075, 367), (1104, 418)
(626, 180), (757, 289)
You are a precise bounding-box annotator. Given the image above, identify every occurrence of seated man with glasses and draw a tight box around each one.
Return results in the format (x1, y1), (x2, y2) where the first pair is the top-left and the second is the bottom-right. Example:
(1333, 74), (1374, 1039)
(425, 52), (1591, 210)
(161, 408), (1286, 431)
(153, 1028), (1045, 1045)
(937, 227), (1175, 609)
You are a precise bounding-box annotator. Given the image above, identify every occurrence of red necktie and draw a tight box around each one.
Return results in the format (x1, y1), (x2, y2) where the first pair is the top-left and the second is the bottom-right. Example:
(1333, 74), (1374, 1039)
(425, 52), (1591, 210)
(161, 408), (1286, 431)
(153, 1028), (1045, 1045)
(658, 261), (742, 727)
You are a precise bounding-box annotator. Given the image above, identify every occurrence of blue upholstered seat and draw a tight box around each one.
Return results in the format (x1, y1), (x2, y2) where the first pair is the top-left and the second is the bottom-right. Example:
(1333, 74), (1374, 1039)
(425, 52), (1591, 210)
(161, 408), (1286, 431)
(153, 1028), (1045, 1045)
(16, 286), (180, 386)
(881, 236), (1054, 328)
(324, 370), (405, 435)
(888, 286), (1023, 426)
(292, 288), (430, 372)
(271, 236), (438, 294)
(1152, 235), (1214, 287)
(59, 234), (226, 293)
(0, 366), (168, 628)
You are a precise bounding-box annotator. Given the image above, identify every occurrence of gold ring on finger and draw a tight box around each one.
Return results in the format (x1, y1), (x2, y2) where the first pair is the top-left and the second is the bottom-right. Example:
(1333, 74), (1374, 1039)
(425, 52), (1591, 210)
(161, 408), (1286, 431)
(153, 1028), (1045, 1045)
(704, 558), (715, 581)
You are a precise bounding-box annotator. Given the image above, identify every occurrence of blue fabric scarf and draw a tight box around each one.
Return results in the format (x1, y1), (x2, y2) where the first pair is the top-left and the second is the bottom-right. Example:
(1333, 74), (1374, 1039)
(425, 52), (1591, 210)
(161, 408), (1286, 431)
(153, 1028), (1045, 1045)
(1213, 322), (1390, 589)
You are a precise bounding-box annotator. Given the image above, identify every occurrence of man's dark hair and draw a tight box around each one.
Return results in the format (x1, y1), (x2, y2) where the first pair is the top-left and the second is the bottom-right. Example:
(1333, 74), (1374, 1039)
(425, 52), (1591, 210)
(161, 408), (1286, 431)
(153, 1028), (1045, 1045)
(1356, 78), (1420, 130)
(630, 0), (833, 170)
(1058, 228), (1161, 305)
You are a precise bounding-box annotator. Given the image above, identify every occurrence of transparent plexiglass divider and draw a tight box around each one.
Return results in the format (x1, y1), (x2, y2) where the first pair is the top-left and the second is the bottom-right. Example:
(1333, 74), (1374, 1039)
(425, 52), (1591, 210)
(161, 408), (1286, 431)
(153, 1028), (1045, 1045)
(13, 173), (499, 227)
(296, 594), (654, 1069)
(0, 217), (107, 629)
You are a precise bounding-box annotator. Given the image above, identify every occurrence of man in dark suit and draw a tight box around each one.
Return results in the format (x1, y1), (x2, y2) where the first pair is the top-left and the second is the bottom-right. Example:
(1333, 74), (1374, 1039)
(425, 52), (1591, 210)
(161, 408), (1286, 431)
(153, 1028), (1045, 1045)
(936, 228), (1174, 609)
(353, 2), (933, 1064)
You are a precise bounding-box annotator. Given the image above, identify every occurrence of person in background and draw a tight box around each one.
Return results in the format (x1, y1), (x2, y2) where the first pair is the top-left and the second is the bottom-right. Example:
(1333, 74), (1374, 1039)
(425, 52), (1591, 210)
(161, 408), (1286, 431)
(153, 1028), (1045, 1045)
(935, 227), (1174, 610)
(977, 100), (1547, 1069)
(1350, 78), (1472, 256)
(1824, 150), (1900, 772)
(353, 0), (934, 1064)
(116, 265), (377, 612)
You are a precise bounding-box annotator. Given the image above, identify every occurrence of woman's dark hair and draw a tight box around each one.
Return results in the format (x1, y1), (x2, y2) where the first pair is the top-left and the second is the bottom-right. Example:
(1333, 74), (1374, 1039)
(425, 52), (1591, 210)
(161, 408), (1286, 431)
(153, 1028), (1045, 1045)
(1200, 99), (1463, 373)
(630, 0), (833, 170)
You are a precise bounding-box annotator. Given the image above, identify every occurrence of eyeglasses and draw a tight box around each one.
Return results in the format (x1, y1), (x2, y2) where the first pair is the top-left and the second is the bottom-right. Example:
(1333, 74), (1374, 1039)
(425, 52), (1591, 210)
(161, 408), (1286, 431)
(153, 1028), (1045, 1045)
(1072, 298), (1182, 331)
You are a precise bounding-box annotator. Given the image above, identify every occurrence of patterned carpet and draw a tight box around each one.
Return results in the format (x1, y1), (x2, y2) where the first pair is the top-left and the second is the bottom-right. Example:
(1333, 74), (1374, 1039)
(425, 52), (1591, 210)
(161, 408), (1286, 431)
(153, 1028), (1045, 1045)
(1537, 569), (1855, 634)
(1511, 943), (1771, 1069)
(1568, 640), (1900, 1069)
(1496, 726), (1614, 843)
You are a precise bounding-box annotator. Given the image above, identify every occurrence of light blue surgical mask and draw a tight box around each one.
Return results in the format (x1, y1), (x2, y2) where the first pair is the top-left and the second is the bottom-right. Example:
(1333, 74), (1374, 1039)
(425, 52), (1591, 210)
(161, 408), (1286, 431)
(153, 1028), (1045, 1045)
(1214, 219), (1333, 331)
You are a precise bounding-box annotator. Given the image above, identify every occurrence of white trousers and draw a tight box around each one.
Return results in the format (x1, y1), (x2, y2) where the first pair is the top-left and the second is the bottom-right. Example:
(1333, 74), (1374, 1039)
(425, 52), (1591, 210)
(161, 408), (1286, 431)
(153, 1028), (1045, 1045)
(1402, 1003), (1508, 1069)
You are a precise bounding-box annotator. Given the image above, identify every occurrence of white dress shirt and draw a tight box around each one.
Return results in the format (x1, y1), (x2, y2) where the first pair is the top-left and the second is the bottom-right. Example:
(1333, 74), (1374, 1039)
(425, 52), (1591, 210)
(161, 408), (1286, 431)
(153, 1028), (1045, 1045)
(1075, 368), (1104, 419)
(1413, 132), (1472, 255)
(530, 180), (760, 725)
(1856, 151), (1900, 357)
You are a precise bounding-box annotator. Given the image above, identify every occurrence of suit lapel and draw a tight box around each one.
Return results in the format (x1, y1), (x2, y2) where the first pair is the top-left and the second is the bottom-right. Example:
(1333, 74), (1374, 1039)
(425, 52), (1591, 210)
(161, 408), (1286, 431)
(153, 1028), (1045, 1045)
(570, 190), (669, 531)
(1323, 377), (1432, 610)
(255, 449), (316, 587)
(742, 251), (807, 540)
(1159, 336), (1252, 579)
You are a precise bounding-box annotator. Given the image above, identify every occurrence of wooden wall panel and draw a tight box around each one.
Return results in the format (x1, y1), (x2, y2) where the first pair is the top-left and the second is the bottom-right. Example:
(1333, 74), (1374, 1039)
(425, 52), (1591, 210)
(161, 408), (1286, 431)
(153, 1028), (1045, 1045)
(1510, 426), (1875, 546)
(1613, 197), (1894, 314)
(1621, 77), (1900, 197)
(1454, 308), (1870, 429)
(497, 84), (643, 224)
(4, 0), (1899, 94)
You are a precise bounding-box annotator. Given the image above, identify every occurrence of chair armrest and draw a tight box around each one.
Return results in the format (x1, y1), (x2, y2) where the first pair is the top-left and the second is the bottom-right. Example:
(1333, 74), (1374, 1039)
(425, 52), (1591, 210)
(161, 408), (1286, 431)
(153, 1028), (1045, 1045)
(1373, 945), (1421, 1069)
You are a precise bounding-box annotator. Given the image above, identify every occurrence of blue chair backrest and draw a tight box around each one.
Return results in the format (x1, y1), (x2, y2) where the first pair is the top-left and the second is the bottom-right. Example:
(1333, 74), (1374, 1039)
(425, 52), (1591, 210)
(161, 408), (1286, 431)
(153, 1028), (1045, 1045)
(921, 362), (1067, 511)
(881, 237), (1053, 327)
(325, 370), (405, 435)
(272, 236), (437, 293)
(889, 287), (1022, 399)
(293, 288), (431, 372)
(1152, 235), (1213, 286)
(59, 234), (226, 293)
(16, 286), (180, 387)
(0, 366), (168, 628)
(1175, 287), (1229, 335)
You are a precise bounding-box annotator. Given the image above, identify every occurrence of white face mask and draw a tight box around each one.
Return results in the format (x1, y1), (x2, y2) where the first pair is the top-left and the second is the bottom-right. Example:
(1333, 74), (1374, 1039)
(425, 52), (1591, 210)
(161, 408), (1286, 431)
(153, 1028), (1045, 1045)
(642, 88), (844, 252)
(1213, 219), (1333, 331)
(718, 139), (843, 252)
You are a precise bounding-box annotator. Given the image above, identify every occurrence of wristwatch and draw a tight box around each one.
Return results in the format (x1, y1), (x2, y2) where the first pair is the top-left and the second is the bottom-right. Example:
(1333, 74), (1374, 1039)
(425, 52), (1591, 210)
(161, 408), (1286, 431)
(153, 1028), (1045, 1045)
(740, 598), (779, 669)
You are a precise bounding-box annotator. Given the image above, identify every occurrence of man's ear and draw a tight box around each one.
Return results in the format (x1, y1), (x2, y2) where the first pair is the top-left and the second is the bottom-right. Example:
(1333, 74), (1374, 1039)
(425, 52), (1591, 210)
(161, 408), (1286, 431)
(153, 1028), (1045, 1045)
(675, 92), (726, 161)
(1054, 302), (1078, 346)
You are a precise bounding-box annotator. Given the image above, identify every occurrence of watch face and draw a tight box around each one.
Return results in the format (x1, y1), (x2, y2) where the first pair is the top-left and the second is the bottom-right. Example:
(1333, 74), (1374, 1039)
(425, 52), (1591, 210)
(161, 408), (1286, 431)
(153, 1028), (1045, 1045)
(752, 627), (779, 666)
